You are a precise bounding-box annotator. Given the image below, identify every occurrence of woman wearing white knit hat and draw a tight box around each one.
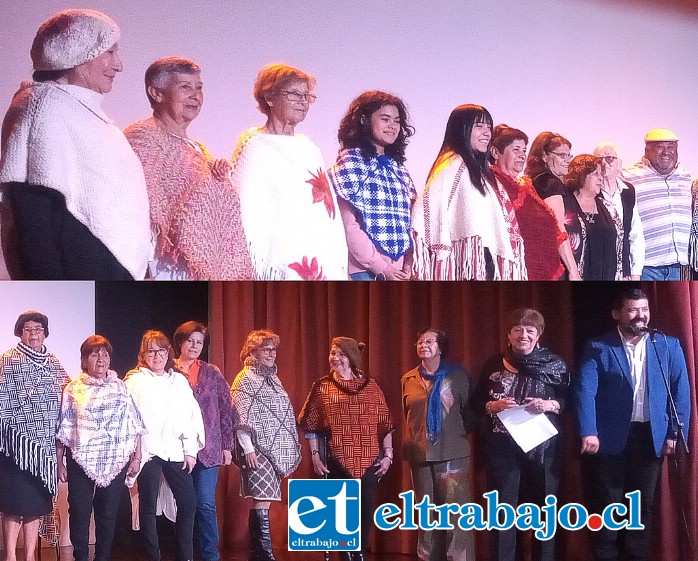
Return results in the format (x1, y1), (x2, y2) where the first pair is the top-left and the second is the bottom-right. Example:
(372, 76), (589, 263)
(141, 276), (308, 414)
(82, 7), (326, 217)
(0, 9), (151, 280)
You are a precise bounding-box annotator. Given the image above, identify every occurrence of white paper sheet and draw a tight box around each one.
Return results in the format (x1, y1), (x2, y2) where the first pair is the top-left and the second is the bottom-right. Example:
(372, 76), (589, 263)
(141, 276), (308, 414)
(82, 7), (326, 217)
(497, 405), (558, 453)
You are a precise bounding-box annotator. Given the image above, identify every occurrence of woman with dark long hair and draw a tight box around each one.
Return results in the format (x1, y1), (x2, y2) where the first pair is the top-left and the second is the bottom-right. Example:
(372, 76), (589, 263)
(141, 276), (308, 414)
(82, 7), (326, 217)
(411, 104), (526, 279)
(328, 91), (417, 280)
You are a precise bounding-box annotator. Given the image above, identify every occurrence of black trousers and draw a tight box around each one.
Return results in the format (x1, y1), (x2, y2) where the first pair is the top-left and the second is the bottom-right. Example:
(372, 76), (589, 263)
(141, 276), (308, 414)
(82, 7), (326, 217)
(584, 422), (662, 561)
(326, 454), (380, 552)
(137, 457), (197, 561)
(66, 450), (128, 561)
(485, 432), (561, 561)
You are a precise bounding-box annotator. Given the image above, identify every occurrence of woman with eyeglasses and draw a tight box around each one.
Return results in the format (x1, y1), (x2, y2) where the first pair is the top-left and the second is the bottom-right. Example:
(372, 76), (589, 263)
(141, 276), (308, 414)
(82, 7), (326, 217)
(411, 104), (526, 280)
(172, 321), (233, 561)
(524, 132), (581, 279)
(562, 154), (618, 280)
(401, 329), (475, 561)
(328, 91), (417, 280)
(298, 337), (394, 561)
(124, 330), (205, 561)
(230, 64), (348, 280)
(230, 329), (300, 561)
(0, 311), (67, 561)
(56, 335), (145, 561)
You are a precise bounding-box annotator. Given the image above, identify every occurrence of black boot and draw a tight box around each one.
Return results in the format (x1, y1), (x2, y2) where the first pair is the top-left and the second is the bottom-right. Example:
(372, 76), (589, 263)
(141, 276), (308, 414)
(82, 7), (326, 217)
(351, 552), (365, 561)
(249, 508), (277, 561)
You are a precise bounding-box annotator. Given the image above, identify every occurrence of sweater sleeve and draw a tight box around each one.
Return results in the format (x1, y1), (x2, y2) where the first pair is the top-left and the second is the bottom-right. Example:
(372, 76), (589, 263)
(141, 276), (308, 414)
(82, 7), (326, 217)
(215, 367), (234, 451)
(338, 198), (390, 275)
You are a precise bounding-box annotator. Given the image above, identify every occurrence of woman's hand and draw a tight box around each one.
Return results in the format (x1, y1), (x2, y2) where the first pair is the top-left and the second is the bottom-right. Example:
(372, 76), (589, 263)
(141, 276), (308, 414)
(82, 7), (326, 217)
(524, 397), (557, 414)
(222, 450), (233, 466)
(312, 454), (330, 476)
(374, 456), (392, 477)
(245, 451), (260, 469)
(381, 266), (410, 281)
(127, 457), (141, 477)
(58, 460), (67, 483)
(182, 455), (197, 473)
(488, 397), (518, 414)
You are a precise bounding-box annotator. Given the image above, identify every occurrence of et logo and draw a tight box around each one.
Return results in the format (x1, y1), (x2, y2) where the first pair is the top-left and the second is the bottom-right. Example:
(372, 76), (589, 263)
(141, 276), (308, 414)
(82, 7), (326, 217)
(287, 479), (361, 551)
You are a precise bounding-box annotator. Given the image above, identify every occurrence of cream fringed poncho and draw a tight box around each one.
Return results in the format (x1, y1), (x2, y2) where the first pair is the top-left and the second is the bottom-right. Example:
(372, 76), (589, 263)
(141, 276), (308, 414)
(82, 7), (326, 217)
(124, 118), (254, 280)
(411, 152), (527, 280)
(0, 81), (151, 279)
(230, 127), (348, 280)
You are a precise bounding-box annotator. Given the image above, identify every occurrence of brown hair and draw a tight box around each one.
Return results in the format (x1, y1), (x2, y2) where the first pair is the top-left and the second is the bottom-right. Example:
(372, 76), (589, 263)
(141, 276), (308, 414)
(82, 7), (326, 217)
(137, 330), (174, 370)
(173, 321), (209, 358)
(525, 131), (571, 178)
(80, 335), (113, 371)
(253, 63), (316, 117)
(505, 308), (545, 336)
(565, 154), (602, 194)
(239, 329), (280, 364)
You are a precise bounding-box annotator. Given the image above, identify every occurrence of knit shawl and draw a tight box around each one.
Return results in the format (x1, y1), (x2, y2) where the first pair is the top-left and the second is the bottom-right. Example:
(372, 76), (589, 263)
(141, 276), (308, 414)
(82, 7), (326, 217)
(329, 148), (416, 260)
(124, 118), (254, 280)
(123, 367), (205, 468)
(297, 373), (394, 478)
(493, 167), (566, 280)
(230, 127), (348, 280)
(411, 152), (527, 280)
(56, 371), (145, 487)
(230, 359), (300, 478)
(0, 81), (151, 279)
(0, 342), (67, 495)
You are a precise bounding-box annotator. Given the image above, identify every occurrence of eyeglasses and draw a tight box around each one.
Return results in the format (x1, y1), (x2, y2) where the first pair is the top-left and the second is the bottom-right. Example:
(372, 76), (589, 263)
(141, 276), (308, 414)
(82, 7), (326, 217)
(146, 348), (169, 357)
(546, 151), (572, 161)
(279, 90), (317, 104)
(256, 346), (277, 355)
(599, 155), (618, 164)
(22, 327), (44, 334)
(416, 339), (438, 347)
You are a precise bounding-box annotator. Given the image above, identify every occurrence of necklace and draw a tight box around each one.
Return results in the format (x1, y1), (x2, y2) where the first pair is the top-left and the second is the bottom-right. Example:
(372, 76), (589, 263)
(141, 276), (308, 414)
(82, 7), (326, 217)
(584, 211), (596, 224)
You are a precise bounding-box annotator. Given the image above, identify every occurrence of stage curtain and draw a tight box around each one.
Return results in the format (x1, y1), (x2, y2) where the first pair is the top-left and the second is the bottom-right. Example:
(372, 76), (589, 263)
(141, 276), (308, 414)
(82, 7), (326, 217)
(209, 281), (697, 561)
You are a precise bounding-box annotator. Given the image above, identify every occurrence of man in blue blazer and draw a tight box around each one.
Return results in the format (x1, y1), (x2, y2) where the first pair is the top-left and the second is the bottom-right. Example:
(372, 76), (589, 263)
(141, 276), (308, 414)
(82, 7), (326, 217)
(574, 287), (690, 561)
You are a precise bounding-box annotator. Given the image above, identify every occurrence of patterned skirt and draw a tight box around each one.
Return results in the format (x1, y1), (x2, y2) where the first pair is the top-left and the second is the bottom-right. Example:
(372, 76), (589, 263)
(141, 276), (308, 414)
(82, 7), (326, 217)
(239, 453), (281, 501)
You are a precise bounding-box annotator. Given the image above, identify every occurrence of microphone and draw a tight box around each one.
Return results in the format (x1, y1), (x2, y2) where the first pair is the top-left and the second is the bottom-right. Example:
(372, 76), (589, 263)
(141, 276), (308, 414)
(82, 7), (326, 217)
(639, 327), (664, 335)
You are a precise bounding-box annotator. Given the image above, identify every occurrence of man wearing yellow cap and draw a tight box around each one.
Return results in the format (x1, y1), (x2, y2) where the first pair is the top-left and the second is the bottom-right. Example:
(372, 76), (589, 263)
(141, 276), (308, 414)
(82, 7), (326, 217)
(622, 129), (693, 280)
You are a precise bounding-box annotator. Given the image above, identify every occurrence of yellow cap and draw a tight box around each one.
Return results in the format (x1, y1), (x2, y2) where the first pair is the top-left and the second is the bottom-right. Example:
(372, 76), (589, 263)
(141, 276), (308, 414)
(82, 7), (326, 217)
(644, 128), (679, 142)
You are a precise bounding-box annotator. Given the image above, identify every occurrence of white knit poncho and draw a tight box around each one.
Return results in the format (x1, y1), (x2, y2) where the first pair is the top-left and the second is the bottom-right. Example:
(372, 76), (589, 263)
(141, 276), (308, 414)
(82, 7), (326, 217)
(230, 127), (348, 280)
(0, 81), (151, 279)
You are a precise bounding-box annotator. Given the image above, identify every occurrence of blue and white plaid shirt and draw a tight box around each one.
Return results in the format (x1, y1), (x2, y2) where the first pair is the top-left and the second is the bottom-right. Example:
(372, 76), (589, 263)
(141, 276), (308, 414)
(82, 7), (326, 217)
(328, 148), (416, 260)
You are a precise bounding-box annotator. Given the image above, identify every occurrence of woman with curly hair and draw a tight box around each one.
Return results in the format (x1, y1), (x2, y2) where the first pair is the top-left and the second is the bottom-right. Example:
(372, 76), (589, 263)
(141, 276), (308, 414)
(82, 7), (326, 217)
(563, 154), (617, 279)
(328, 91), (417, 280)
(412, 104), (525, 280)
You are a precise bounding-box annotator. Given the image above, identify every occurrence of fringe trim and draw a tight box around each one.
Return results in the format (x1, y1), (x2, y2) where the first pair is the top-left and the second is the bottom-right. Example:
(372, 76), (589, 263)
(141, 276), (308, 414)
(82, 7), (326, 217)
(0, 420), (57, 495)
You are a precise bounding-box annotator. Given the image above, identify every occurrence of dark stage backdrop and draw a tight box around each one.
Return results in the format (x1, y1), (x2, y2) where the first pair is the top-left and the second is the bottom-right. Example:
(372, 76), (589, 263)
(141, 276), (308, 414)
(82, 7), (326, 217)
(209, 281), (697, 561)
(95, 281), (209, 375)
